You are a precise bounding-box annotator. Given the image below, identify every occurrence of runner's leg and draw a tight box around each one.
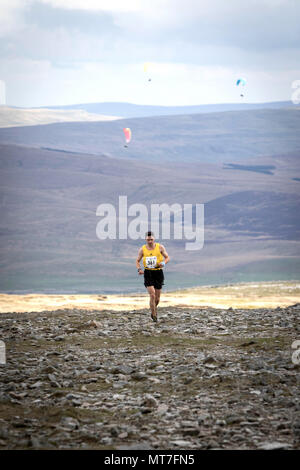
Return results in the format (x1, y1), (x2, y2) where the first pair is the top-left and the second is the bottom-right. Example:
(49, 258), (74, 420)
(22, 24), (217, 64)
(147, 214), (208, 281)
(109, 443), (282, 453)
(155, 289), (161, 308)
(146, 286), (157, 319)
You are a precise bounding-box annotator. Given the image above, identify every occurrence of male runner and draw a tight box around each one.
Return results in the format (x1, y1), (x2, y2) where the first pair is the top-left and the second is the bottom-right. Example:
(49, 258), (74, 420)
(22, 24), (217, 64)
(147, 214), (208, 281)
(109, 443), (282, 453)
(136, 231), (170, 322)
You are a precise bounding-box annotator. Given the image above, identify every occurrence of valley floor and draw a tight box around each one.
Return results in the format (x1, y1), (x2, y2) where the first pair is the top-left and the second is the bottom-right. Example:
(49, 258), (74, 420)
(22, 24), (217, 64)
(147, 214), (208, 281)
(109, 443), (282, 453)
(0, 281), (300, 313)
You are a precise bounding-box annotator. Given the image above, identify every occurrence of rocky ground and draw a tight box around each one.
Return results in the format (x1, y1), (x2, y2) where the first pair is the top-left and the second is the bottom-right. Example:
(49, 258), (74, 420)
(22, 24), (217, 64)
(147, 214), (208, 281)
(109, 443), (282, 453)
(0, 303), (299, 450)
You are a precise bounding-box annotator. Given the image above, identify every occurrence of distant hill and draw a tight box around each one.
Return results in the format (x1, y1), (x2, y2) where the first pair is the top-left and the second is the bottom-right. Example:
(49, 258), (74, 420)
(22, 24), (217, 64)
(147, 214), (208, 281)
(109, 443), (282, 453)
(0, 141), (299, 293)
(0, 106), (121, 128)
(0, 107), (300, 164)
(40, 100), (294, 118)
(204, 190), (300, 240)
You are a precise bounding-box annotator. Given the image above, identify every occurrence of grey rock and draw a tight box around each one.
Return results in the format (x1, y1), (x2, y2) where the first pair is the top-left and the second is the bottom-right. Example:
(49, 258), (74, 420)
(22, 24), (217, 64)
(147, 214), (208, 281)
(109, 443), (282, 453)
(29, 381), (44, 389)
(0, 428), (8, 439)
(47, 374), (57, 382)
(65, 393), (78, 400)
(142, 394), (158, 408)
(54, 336), (65, 341)
(170, 439), (193, 447)
(117, 442), (154, 450)
(72, 399), (82, 406)
(5, 383), (17, 392)
(182, 427), (200, 436)
(101, 437), (113, 445)
(29, 437), (43, 448)
(131, 372), (148, 381)
(60, 417), (80, 431)
(258, 442), (291, 450)
(225, 415), (242, 425)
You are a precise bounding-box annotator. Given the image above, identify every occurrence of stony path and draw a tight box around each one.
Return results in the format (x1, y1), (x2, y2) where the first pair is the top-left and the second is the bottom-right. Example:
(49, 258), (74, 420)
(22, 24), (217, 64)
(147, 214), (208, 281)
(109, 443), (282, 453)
(0, 304), (299, 450)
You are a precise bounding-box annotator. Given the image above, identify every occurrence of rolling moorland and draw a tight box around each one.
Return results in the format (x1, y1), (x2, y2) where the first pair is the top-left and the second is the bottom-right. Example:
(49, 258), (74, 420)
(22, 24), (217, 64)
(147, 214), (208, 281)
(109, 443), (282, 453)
(41, 100), (293, 118)
(0, 101), (293, 128)
(0, 106), (120, 128)
(0, 105), (299, 293)
(1, 107), (300, 163)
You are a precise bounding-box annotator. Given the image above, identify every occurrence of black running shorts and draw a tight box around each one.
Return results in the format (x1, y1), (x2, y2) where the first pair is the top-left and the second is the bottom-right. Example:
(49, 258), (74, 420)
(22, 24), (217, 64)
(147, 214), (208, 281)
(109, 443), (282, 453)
(144, 268), (164, 290)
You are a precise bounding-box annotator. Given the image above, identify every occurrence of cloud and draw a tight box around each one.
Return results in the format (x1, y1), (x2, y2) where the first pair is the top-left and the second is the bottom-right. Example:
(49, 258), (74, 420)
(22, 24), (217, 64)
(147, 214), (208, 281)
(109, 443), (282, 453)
(0, 0), (32, 37)
(1, 0), (300, 106)
(39, 0), (142, 13)
(24, 2), (118, 34)
(113, 0), (300, 51)
(2, 0), (299, 67)
(35, 0), (300, 51)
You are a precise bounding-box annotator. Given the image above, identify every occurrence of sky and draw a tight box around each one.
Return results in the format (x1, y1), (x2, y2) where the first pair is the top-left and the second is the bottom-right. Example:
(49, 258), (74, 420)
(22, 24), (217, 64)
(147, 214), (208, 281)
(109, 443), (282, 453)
(0, 0), (300, 107)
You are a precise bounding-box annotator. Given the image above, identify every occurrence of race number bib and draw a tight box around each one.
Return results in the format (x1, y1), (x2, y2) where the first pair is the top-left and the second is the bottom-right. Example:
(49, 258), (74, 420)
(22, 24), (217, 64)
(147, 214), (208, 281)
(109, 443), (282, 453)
(145, 256), (157, 269)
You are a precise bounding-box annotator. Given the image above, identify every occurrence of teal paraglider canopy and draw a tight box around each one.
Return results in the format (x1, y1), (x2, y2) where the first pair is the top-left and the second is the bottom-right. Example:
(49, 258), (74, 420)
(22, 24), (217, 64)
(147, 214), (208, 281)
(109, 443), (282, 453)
(236, 78), (246, 86)
(236, 78), (247, 97)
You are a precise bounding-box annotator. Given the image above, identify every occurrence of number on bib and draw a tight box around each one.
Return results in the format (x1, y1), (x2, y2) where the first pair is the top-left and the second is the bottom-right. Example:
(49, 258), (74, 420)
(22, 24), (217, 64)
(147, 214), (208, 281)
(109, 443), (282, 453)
(146, 256), (157, 269)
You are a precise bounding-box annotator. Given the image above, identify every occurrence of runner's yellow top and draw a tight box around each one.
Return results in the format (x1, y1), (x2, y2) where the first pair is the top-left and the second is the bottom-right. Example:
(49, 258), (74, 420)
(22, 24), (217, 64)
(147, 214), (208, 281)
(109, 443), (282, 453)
(142, 243), (163, 270)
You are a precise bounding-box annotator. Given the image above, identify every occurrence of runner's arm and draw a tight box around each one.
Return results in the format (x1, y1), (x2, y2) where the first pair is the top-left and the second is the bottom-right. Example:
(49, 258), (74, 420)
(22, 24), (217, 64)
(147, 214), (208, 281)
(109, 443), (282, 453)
(160, 244), (170, 265)
(136, 248), (144, 272)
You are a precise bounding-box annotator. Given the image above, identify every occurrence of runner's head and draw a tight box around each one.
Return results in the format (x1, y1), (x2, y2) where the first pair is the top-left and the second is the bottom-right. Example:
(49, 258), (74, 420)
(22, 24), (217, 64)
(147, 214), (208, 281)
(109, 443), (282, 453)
(145, 231), (155, 246)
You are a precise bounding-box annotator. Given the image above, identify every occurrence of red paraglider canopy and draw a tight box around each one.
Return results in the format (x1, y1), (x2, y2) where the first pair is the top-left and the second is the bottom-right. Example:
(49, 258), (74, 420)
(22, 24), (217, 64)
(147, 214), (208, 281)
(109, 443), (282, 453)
(123, 128), (131, 144)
